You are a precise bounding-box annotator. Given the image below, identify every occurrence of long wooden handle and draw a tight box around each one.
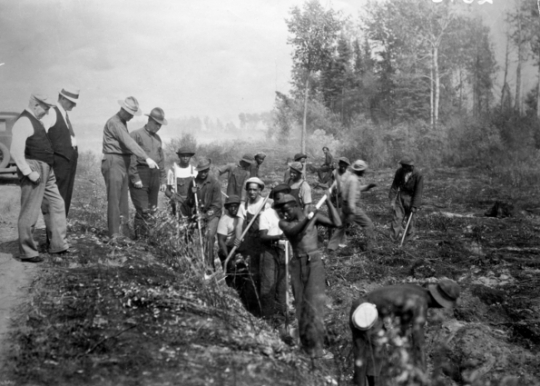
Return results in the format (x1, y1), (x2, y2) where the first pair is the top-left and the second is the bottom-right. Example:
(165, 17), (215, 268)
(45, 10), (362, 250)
(224, 194), (270, 268)
(314, 180), (337, 210)
(400, 212), (414, 247)
(193, 188), (206, 265)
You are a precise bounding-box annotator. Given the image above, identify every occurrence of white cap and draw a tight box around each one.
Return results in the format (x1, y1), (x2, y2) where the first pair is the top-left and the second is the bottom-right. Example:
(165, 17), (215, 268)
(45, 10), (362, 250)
(351, 302), (378, 330)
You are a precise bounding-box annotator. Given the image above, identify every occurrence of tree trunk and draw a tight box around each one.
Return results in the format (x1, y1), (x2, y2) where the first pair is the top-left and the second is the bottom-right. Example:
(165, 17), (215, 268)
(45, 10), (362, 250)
(514, 0), (523, 114)
(302, 74), (310, 154)
(501, 29), (510, 112)
(434, 45), (440, 129)
(537, 65), (540, 119)
(430, 47), (434, 129)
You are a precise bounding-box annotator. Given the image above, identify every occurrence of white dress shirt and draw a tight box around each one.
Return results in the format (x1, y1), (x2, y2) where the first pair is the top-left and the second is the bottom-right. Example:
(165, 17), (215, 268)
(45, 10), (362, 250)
(41, 103), (77, 147)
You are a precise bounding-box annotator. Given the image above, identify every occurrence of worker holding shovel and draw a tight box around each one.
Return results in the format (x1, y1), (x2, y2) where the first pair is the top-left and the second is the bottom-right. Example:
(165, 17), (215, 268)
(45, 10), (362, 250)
(184, 157), (222, 273)
(389, 157), (424, 244)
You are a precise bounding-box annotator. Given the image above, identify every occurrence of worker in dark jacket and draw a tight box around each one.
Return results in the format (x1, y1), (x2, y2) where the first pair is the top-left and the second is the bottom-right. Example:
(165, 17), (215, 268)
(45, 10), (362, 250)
(389, 157), (423, 242)
(250, 152), (266, 178)
(184, 157), (223, 272)
(350, 279), (460, 386)
(217, 154), (254, 201)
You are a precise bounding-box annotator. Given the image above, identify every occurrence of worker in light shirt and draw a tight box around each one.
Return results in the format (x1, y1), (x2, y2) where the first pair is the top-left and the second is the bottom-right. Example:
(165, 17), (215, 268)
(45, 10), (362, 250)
(258, 184), (291, 323)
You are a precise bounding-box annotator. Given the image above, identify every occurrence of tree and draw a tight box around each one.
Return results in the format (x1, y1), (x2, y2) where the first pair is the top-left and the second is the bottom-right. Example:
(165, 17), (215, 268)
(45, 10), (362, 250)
(286, 0), (341, 153)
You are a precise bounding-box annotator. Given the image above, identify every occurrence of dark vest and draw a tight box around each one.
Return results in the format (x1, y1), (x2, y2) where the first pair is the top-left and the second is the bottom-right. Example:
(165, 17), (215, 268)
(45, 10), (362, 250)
(19, 110), (54, 165)
(47, 106), (74, 160)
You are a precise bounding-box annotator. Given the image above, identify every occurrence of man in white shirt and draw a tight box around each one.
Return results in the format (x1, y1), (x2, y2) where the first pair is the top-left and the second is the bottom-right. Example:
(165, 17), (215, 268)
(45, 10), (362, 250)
(258, 184), (291, 322)
(10, 93), (71, 262)
(41, 87), (80, 216)
(165, 147), (197, 217)
(234, 177), (270, 315)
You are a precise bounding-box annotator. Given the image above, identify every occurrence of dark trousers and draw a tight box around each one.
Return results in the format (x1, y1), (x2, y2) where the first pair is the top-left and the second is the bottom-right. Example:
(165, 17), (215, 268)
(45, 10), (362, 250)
(53, 150), (78, 216)
(390, 193), (415, 238)
(328, 205), (375, 250)
(238, 234), (263, 316)
(101, 154), (131, 238)
(290, 250), (326, 357)
(129, 166), (160, 237)
(260, 245), (287, 320)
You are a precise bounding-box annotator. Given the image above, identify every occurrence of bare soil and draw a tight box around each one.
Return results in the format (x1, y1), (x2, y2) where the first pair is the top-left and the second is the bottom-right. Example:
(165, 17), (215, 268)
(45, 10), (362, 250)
(1, 163), (539, 385)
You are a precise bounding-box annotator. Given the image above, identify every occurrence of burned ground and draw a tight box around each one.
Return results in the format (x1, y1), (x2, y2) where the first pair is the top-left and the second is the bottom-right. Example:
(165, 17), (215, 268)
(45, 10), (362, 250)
(1, 159), (539, 385)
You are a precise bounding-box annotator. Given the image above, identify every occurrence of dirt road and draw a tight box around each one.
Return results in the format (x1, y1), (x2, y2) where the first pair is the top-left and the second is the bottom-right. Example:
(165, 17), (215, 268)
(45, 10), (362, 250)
(0, 180), (42, 372)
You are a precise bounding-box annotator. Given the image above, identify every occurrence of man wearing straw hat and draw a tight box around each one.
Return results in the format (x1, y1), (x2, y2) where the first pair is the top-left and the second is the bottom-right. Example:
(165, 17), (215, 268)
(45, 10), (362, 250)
(217, 153), (254, 201)
(10, 93), (71, 262)
(389, 157), (424, 242)
(128, 107), (168, 238)
(349, 279), (460, 386)
(41, 87), (80, 216)
(274, 193), (341, 359)
(165, 147), (197, 216)
(330, 160), (376, 252)
(101, 96), (159, 240)
(184, 157), (222, 271)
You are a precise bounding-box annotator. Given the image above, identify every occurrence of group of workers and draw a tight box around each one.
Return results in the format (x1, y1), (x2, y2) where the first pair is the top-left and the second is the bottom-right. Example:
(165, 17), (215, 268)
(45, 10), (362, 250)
(11, 93), (459, 385)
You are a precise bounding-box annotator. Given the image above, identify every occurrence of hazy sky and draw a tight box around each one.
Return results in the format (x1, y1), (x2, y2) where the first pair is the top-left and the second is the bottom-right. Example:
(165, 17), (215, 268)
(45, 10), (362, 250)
(0, 0), (531, 127)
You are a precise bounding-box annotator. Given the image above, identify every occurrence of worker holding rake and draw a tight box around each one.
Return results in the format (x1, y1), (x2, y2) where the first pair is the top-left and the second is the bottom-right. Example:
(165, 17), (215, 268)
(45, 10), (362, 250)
(389, 157), (424, 243)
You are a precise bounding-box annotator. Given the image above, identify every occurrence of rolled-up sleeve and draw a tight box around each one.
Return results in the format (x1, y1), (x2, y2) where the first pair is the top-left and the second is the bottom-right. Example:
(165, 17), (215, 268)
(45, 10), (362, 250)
(104, 117), (148, 159)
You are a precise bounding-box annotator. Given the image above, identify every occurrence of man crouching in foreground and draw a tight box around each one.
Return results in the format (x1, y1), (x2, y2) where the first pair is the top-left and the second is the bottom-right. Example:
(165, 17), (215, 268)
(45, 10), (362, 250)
(349, 279), (460, 386)
(274, 193), (341, 358)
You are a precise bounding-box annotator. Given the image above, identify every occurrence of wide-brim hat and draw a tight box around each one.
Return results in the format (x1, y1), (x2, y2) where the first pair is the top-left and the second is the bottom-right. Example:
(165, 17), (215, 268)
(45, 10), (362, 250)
(270, 184), (291, 200)
(31, 92), (55, 107)
(176, 147), (195, 157)
(59, 87), (80, 104)
(351, 302), (378, 330)
(255, 152), (267, 160)
(273, 194), (297, 208)
(337, 157), (351, 166)
(399, 157), (414, 166)
(294, 153), (307, 161)
(225, 195), (241, 206)
(244, 177), (265, 190)
(118, 96), (142, 116)
(428, 279), (460, 309)
(289, 161), (303, 174)
(195, 157), (211, 171)
(146, 107), (168, 125)
(351, 160), (368, 172)
(241, 154), (254, 164)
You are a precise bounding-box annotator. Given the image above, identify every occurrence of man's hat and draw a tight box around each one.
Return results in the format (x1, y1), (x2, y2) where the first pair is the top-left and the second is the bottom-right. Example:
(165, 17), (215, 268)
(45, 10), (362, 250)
(337, 157), (351, 166)
(225, 195), (241, 206)
(255, 152), (267, 159)
(241, 154), (254, 164)
(351, 302), (378, 330)
(31, 92), (55, 107)
(273, 194), (297, 208)
(146, 107), (168, 125)
(176, 147), (195, 157)
(118, 96), (142, 116)
(59, 87), (80, 104)
(351, 160), (368, 172)
(289, 161), (303, 174)
(244, 177), (265, 190)
(399, 157), (414, 166)
(195, 157), (211, 171)
(270, 184), (291, 199)
(294, 153), (307, 161)
(428, 279), (460, 309)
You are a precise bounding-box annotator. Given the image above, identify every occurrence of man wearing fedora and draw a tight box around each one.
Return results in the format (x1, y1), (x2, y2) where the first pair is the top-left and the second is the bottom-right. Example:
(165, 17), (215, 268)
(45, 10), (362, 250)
(10, 93), (71, 262)
(330, 160), (376, 252)
(128, 107), (168, 238)
(283, 152), (307, 183)
(286, 161), (312, 215)
(349, 279), (460, 386)
(101, 96), (159, 240)
(217, 154), (254, 201)
(249, 152), (266, 178)
(184, 157), (223, 272)
(165, 147), (197, 217)
(389, 157), (424, 242)
(41, 87), (80, 216)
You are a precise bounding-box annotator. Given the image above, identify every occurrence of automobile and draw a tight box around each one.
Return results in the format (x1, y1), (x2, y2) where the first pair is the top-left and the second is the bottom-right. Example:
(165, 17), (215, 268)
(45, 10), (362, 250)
(0, 111), (20, 175)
